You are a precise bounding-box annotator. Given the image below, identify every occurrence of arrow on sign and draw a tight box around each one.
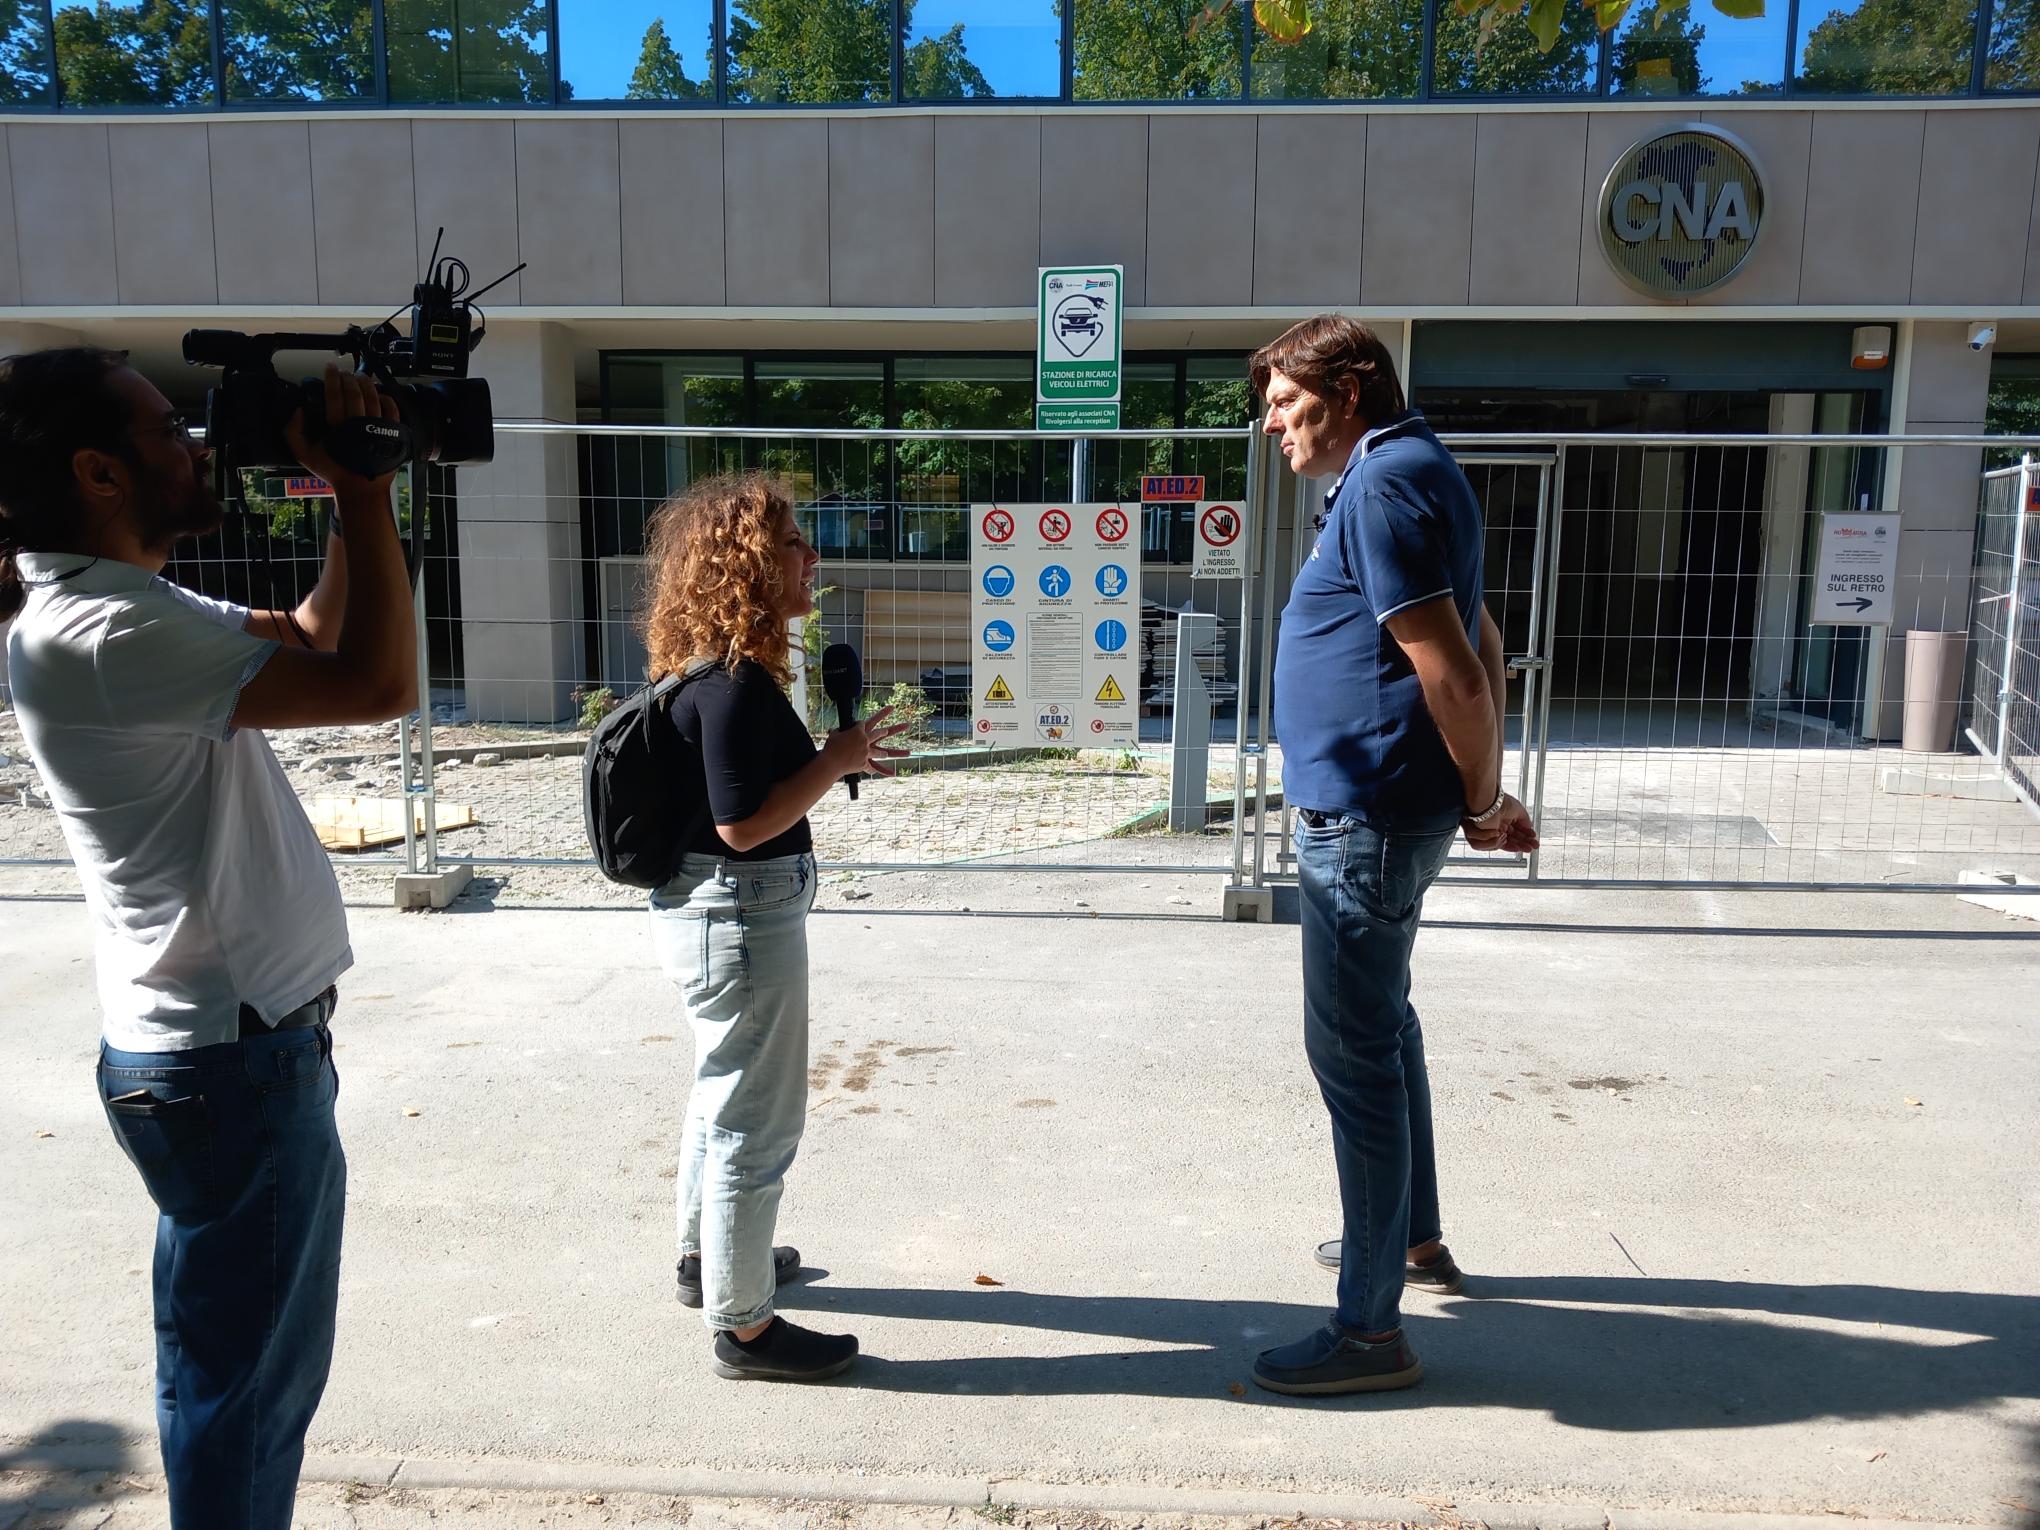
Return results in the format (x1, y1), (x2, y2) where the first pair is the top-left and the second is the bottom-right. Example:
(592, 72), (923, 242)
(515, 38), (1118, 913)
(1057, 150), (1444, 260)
(1835, 597), (1875, 612)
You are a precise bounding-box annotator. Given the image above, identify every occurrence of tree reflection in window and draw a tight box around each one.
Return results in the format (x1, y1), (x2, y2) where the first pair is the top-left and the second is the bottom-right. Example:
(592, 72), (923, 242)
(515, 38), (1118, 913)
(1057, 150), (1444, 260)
(0, 2), (52, 105)
(222, 0), (376, 102)
(1250, 0), (1421, 100)
(1432, 0), (1601, 93)
(387, 0), (554, 104)
(54, 0), (214, 106)
(1071, 0), (1243, 99)
(1796, 0), (1977, 93)
(1985, 0), (2036, 88)
(726, 0), (891, 102)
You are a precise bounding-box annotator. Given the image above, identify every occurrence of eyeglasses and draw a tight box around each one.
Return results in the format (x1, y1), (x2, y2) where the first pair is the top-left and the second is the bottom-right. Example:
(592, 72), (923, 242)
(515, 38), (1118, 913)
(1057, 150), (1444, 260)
(130, 411), (202, 446)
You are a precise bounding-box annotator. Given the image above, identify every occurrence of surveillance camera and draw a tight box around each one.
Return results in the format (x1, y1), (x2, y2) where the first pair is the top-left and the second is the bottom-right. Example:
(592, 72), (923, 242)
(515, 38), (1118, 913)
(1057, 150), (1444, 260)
(1968, 322), (1998, 351)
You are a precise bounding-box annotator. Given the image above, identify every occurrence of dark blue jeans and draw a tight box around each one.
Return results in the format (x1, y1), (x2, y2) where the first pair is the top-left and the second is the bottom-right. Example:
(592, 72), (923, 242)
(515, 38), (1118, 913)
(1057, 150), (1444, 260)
(96, 1022), (346, 1530)
(1294, 810), (1458, 1337)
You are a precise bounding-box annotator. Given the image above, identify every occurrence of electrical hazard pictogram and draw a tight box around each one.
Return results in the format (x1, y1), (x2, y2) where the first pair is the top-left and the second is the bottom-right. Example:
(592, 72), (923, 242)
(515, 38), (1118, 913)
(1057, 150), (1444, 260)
(985, 674), (1015, 703)
(1095, 674), (1126, 703)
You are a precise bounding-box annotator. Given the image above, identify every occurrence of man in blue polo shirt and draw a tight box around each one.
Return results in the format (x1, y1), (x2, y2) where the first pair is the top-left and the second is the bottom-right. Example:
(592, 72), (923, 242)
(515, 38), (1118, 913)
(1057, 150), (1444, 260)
(1248, 315), (1536, 1396)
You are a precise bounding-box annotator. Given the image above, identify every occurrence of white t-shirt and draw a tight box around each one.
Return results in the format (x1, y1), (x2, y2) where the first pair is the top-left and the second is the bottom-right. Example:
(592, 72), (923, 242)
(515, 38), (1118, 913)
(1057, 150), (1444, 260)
(7, 552), (352, 1051)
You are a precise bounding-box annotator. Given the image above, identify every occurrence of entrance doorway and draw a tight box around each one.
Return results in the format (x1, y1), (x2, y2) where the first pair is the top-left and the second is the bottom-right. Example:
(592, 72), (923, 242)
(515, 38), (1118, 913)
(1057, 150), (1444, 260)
(1419, 387), (1882, 745)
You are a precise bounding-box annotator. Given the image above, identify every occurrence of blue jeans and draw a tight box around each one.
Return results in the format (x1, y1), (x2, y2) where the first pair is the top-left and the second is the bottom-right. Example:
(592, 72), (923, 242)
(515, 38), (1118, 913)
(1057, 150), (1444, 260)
(650, 852), (816, 1330)
(96, 1022), (346, 1530)
(1294, 810), (1458, 1337)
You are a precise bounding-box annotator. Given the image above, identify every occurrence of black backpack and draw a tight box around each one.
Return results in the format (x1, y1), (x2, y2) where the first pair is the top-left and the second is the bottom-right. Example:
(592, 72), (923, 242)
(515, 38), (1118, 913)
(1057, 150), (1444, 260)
(582, 667), (711, 888)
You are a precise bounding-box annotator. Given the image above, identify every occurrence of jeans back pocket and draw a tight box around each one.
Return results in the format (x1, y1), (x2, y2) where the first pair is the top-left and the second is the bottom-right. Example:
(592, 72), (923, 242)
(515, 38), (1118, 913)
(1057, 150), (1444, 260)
(102, 1086), (215, 1220)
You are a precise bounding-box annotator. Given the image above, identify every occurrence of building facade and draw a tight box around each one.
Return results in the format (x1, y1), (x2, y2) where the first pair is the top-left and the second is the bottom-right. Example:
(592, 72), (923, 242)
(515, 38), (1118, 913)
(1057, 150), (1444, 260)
(0, 0), (2036, 737)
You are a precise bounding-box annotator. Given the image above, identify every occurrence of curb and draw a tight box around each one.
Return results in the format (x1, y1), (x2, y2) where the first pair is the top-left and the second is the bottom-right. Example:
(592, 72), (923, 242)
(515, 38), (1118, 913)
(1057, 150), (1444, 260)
(2, 1446), (2005, 1530)
(309, 1453), (2015, 1530)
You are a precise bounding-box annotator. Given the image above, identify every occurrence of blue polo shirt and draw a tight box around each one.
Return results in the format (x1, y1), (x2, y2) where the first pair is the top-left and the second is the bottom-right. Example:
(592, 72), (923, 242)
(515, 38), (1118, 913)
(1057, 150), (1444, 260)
(1273, 411), (1484, 826)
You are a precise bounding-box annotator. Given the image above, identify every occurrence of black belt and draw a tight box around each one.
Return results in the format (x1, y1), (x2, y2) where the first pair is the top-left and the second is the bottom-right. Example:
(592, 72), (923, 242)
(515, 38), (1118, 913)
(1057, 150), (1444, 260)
(1297, 808), (1337, 828)
(237, 987), (338, 1038)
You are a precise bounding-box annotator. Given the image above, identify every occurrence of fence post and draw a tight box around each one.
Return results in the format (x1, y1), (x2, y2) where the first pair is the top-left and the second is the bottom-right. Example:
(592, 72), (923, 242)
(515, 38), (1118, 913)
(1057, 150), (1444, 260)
(1229, 425), (1263, 885)
(2001, 454), (2035, 770)
(393, 463), (468, 910)
(1170, 612), (1217, 831)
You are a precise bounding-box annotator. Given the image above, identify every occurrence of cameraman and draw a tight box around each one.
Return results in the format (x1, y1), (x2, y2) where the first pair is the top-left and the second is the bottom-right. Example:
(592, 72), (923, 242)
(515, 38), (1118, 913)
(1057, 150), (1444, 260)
(1, 350), (415, 1529)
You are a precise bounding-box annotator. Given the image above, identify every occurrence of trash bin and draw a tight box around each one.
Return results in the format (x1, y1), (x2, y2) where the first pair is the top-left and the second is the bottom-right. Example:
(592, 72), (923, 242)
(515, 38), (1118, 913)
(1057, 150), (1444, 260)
(1901, 629), (1967, 753)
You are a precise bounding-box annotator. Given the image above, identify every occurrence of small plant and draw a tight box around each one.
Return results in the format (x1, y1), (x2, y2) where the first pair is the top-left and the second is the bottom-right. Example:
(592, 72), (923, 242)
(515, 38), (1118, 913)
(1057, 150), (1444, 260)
(867, 681), (935, 743)
(574, 686), (618, 730)
(1115, 748), (1141, 772)
(972, 1505), (1018, 1526)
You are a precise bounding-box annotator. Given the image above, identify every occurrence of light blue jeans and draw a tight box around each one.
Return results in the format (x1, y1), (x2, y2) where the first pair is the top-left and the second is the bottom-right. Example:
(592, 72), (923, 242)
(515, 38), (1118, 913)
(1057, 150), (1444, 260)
(650, 851), (816, 1331)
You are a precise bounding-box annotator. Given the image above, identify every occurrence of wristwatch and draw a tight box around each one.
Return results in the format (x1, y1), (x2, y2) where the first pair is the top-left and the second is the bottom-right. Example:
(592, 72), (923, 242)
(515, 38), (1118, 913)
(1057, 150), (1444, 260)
(1466, 789), (1507, 826)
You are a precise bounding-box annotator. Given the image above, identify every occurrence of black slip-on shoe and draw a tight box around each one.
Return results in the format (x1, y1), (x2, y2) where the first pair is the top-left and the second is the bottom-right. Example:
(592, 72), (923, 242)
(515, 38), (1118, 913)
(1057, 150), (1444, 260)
(1251, 1320), (1423, 1396)
(677, 1246), (801, 1308)
(1312, 1239), (1465, 1295)
(711, 1317), (858, 1382)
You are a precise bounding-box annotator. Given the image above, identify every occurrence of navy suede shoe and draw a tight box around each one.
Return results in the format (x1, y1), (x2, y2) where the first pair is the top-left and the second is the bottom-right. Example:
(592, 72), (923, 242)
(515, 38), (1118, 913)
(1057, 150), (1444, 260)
(1252, 1319), (1423, 1395)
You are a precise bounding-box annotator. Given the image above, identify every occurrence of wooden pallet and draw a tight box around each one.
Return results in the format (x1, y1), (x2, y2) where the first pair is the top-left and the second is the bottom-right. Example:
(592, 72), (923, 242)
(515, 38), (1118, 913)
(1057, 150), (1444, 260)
(309, 795), (478, 853)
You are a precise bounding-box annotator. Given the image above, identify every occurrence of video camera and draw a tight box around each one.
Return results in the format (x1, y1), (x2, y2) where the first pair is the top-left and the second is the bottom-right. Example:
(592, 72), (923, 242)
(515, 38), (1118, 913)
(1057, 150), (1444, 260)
(181, 231), (523, 500)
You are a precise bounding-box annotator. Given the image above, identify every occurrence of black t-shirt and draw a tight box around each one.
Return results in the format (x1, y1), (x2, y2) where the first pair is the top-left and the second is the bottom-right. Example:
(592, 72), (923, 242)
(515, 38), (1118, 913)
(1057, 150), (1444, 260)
(670, 659), (818, 861)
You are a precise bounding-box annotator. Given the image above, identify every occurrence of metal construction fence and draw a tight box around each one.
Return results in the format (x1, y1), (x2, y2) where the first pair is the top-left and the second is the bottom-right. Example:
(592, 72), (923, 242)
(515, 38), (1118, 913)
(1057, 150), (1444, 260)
(6, 425), (2040, 899)
(1967, 459), (2040, 814)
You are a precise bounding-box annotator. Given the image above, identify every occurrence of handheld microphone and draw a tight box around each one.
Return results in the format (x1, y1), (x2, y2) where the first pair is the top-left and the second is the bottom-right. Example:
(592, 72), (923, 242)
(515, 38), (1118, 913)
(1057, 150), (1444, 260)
(819, 642), (863, 800)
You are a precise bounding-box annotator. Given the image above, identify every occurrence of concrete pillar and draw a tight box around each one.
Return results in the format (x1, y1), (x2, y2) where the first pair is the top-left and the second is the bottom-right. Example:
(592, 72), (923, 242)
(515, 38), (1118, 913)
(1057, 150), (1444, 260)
(0, 325), (85, 704)
(1749, 394), (1817, 706)
(455, 321), (584, 724)
(1871, 322), (1994, 741)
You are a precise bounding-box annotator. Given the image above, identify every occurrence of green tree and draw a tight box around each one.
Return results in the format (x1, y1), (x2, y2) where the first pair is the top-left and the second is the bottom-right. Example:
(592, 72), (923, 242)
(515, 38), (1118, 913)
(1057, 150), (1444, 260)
(904, 21), (993, 97)
(53, 0), (213, 106)
(726, 0), (891, 103)
(1071, 0), (1243, 98)
(1797, 0), (1977, 91)
(627, 16), (701, 98)
(220, 0), (376, 102)
(385, 0), (554, 104)
(1612, 2), (1708, 92)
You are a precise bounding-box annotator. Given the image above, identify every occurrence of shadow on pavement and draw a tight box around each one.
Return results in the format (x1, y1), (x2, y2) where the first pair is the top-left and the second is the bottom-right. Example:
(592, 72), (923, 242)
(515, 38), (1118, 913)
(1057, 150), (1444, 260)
(783, 1277), (2039, 1429)
(0, 1420), (136, 1512)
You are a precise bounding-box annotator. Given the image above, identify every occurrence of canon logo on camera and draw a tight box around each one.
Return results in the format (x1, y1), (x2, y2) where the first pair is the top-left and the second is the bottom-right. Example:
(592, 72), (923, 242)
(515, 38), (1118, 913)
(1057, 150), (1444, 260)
(365, 423), (399, 439)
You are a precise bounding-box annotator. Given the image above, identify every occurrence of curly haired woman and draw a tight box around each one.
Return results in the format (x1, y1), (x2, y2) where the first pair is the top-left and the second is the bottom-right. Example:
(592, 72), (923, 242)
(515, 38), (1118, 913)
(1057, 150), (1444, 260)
(641, 474), (906, 1382)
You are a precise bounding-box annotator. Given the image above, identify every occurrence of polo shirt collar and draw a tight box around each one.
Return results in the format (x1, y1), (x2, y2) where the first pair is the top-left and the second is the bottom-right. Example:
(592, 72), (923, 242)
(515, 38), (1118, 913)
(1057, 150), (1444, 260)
(14, 551), (159, 594)
(1326, 409), (1423, 504)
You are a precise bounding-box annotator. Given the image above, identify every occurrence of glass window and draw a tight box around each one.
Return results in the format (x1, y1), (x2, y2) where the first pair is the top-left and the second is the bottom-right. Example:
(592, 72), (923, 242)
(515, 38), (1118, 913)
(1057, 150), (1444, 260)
(560, 1), (713, 99)
(1250, 0), (1422, 99)
(54, 0), (216, 107)
(754, 360), (888, 556)
(222, 0), (376, 102)
(1794, 0), (1978, 93)
(387, 0), (553, 104)
(1432, 1), (1602, 94)
(726, 0), (890, 103)
(895, 357), (1035, 559)
(903, 0), (1057, 98)
(1612, 4), (1788, 95)
(0, 4), (52, 106)
(1072, 0), (1242, 98)
(1986, 0), (2038, 88)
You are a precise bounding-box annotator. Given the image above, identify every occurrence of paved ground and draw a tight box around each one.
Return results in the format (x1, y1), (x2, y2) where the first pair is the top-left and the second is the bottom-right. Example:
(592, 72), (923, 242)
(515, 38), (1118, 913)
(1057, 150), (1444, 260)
(2, 874), (2037, 1528)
